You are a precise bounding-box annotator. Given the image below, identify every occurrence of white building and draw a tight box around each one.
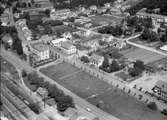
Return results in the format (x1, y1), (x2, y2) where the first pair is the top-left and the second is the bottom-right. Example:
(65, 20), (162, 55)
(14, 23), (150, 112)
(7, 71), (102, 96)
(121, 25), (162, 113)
(90, 53), (104, 67)
(61, 41), (76, 55)
(51, 38), (68, 47)
(50, 9), (75, 20)
(31, 43), (50, 61)
(160, 45), (167, 52)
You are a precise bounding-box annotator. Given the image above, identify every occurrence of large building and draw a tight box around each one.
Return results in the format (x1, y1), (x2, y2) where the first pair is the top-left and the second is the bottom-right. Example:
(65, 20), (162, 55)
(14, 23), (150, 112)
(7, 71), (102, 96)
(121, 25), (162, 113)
(136, 9), (167, 24)
(152, 80), (167, 101)
(31, 43), (50, 61)
(50, 9), (76, 20)
(61, 41), (77, 55)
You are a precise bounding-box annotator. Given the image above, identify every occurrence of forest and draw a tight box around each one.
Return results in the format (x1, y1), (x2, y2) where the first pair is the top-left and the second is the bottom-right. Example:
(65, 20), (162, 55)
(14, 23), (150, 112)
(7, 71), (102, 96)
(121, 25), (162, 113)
(127, 0), (167, 15)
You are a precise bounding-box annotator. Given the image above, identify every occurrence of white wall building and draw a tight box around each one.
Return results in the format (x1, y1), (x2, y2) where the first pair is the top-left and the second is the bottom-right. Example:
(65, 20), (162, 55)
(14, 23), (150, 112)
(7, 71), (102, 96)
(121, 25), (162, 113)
(51, 38), (68, 47)
(60, 41), (76, 55)
(31, 43), (50, 61)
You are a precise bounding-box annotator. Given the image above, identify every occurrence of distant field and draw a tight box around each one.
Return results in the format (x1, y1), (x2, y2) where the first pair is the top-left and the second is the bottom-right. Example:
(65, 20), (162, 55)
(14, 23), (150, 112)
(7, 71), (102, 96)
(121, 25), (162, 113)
(89, 15), (123, 25)
(120, 47), (166, 64)
(40, 62), (167, 120)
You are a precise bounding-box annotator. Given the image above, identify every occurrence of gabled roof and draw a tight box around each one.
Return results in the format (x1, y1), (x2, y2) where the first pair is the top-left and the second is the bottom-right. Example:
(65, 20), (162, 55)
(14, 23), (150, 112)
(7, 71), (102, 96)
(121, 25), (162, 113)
(61, 41), (75, 50)
(91, 53), (103, 61)
(155, 80), (167, 93)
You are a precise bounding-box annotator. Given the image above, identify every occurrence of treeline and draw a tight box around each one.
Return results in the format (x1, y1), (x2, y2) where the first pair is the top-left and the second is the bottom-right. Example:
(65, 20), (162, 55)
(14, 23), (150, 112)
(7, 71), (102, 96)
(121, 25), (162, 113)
(25, 72), (75, 112)
(50, 0), (116, 9)
(127, 0), (167, 15)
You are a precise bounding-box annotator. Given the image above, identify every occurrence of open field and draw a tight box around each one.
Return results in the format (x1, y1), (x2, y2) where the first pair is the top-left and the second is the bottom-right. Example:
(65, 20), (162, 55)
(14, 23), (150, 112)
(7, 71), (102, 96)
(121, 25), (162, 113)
(120, 47), (166, 64)
(40, 62), (167, 120)
(89, 15), (123, 25)
(1, 56), (19, 79)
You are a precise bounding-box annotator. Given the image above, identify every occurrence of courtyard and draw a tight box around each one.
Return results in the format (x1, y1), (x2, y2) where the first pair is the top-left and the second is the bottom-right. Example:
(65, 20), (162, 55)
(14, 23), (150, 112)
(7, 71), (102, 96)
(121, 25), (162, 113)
(40, 62), (167, 120)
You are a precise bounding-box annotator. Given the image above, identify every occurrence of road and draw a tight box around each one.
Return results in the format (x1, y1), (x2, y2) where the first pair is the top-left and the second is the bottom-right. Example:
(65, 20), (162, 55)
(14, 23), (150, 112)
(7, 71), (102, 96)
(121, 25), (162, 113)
(1, 48), (120, 120)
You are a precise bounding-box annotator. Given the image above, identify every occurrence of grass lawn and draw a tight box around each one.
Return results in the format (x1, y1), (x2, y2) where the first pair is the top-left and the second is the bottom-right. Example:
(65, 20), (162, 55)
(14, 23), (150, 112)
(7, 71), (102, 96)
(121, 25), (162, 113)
(40, 62), (167, 120)
(1, 56), (19, 79)
(120, 47), (166, 64)
(89, 15), (122, 25)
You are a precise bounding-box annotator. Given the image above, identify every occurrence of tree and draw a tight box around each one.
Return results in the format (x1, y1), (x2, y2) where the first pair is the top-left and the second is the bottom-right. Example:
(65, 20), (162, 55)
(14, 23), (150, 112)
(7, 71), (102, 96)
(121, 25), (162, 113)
(22, 70), (27, 77)
(0, 5), (5, 15)
(109, 60), (120, 72)
(134, 60), (145, 71)
(57, 95), (75, 112)
(160, 34), (167, 42)
(81, 56), (89, 63)
(101, 55), (109, 69)
(28, 103), (40, 114)
(44, 9), (51, 17)
(128, 67), (142, 77)
(141, 28), (150, 40)
(147, 102), (157, 111)
(16, 40), (23, 55)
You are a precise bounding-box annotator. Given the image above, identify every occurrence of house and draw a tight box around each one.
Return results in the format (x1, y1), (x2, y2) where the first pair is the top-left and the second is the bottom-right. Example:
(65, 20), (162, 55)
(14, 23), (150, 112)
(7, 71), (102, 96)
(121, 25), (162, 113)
(136, 9), (167, 24)
(90, 53), (104, 67)
(0, 10), (10, 26)
(50, 9), (73, 20)
(2, 34), (13, 47)
(60, 41), (77, 55)
(64, 108), (78, 119)
(160, 45), (167, 52)
(45, 98), (56, 106)
(104, 3), (111, 8)
(89, 5), (97, 11)
(152, 80), (167, 101)
(62, 32), (72, 40)
(51, 38), (68, 47)
(16, 19), (27, 27)
(36, 87), (48, 99)
(31, 42), (50, 61)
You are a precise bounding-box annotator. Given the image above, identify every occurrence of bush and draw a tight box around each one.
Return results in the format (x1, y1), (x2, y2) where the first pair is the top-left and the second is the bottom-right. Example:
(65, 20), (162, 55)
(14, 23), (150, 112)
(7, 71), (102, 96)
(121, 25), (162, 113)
(147, 102), (157, 111)
(22, 70), (27, 77)
(81, 56), (89, 63)
(28, 103), (40, 114)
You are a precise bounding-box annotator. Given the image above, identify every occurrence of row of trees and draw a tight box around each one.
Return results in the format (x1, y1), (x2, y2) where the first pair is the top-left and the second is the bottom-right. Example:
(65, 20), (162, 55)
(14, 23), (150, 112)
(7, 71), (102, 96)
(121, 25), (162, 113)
(49, 0), (116, 9)
(140, 28), (167, 43)
(100, 56), (122, 73)
(25, 72), (75, 112)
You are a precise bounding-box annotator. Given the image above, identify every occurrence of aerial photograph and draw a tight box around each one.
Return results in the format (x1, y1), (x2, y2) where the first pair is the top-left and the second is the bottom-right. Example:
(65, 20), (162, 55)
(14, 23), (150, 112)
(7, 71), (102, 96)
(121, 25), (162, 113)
(0, 0), (167, 120)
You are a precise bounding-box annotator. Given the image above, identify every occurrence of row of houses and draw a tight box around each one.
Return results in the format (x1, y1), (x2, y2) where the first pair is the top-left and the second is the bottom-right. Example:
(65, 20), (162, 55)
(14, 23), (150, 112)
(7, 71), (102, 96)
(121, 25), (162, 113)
(16, 19), (32, 41)
(136, 8), (167, 24)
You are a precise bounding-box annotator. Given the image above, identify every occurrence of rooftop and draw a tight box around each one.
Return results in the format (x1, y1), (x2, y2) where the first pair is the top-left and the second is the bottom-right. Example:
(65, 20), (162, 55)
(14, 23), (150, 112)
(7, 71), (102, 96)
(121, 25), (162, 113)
(61, 41), (74, 50)
(91, 53), (103, 60)
(156, 80), (167, 93)
(31, 42), (49, 52)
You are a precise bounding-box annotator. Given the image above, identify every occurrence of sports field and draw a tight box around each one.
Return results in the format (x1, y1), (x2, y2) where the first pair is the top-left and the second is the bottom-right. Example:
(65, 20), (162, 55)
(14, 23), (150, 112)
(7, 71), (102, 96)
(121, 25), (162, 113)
(89, 15), (123, 25)
(40, 62), (167, 120)
(120, 47), (166, 64)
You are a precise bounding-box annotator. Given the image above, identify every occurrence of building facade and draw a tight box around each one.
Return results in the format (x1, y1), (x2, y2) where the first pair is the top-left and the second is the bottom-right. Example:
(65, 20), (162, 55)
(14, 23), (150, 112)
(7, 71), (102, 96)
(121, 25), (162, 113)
(152, 80), (167, 101)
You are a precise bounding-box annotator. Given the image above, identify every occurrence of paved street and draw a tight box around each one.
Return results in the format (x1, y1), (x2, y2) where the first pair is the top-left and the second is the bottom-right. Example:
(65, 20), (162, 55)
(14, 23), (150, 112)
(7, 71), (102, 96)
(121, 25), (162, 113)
(1, 48), (120, 120)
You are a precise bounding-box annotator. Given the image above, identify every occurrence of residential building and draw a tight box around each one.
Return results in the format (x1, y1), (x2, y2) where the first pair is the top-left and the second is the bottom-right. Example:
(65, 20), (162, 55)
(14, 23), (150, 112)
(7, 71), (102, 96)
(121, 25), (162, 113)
(152, 80), (167, 101)
(2, 34), (13, 47)
(0, 9), (10, 26)
(160, 45), (167, 52)
(36, 87), (48, 99)
(136, 9), (167, 24)
(31, 42), (50, 61)
(62, 32), (73, 40)
(89, 5), (97, 11)
(104, 3), (111, 8)
(90, 53), (104, 67)
(61, 41), (77, 55)
(50, 9), (75, 20)
(51, 38), (68, 47)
